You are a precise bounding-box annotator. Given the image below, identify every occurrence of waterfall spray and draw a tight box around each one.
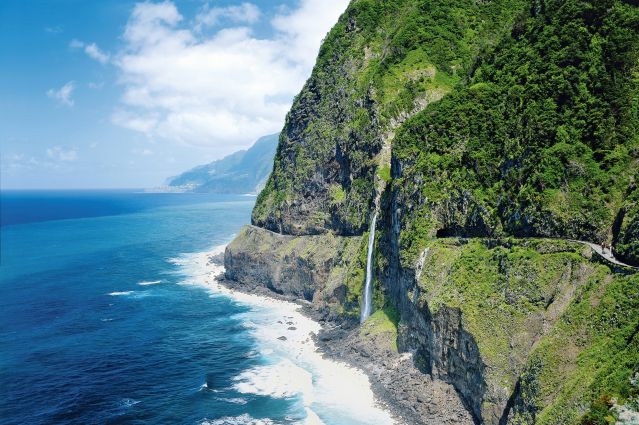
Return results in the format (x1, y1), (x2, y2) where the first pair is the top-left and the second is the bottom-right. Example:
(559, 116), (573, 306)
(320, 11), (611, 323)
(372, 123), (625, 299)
(360, 212), (378, 323)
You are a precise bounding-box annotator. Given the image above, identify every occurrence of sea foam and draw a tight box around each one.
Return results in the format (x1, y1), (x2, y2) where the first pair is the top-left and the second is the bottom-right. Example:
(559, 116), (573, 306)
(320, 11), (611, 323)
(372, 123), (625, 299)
(137, 280), (161, 286)
(108, 291), (134, 296)
(232, 360), (313, 399)
(172, 244), (395, 425)
(200, 414), (274, 425)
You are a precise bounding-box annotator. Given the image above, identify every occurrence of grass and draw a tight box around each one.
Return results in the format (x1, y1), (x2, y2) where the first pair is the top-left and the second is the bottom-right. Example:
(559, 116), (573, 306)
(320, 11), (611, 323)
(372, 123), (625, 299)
(360, 305), (400, 352)
(414, 237), (639, 422)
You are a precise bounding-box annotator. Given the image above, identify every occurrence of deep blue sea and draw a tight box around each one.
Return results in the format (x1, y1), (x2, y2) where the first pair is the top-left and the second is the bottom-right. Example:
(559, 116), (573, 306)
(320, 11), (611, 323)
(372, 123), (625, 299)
(0, 190), (392, 425)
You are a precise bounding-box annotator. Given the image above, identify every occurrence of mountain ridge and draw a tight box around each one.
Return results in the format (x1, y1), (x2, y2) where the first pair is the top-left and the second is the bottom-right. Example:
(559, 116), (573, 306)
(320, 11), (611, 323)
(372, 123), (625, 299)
(165, 133), (278, 194)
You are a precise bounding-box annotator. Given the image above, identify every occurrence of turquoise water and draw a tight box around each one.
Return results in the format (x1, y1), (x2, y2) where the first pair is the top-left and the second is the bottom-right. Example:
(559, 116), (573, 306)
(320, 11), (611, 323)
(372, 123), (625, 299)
(0, 190), (392, 425)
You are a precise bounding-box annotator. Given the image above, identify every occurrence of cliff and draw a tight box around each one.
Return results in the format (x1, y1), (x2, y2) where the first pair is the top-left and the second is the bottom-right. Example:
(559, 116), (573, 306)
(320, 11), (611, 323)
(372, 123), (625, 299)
(224, 0), (639, 423)
(252, 0), (528, 235)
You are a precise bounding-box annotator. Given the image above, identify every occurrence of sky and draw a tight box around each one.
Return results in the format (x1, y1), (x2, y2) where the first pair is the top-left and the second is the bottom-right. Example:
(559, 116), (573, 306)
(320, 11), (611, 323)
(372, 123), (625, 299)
(0, 0), (349, 189)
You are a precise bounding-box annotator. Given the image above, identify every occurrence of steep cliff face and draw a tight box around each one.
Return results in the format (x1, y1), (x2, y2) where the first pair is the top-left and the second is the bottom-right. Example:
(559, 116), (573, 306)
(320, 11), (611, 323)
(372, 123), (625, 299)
(225, 0), (639, 423)
(225, 225), (364, 312)
(252, 0), (528, 236)
(230, 0), (532, 318)
(380, 231), (639, 423)
(380, 0), (639, 422)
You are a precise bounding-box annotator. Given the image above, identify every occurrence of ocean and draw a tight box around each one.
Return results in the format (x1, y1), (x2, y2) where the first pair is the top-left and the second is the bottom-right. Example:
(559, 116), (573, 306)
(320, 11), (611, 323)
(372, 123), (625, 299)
(0, 190), (392, 425)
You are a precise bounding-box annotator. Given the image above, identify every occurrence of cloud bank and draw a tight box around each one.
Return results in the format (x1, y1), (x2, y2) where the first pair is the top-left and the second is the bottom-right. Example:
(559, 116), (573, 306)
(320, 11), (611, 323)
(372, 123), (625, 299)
(112, 0), (349, 153)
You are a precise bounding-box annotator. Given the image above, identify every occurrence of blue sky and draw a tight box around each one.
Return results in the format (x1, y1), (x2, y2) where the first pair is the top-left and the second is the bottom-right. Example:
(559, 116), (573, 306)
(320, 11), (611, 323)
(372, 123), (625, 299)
(0, 0), (348, 189)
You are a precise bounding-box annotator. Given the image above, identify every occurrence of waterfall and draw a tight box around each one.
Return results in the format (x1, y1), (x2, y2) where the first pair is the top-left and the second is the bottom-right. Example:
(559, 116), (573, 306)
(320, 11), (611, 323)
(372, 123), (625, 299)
(360, 212), (378, 323)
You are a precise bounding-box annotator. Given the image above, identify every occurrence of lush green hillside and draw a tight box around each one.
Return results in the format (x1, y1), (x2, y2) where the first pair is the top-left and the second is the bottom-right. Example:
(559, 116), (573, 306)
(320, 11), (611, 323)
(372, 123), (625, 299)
(410, 238), (639, 423)
(384, 0), (639, 422)
(392, 0), (639, 265)
(253, 0), (527, 235)
(616, 184), (639, 266)
(168, 133), (278, 194)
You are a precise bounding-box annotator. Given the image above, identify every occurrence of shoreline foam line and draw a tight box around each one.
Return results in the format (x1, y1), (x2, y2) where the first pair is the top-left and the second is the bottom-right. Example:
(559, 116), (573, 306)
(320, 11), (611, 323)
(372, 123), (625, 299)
(172, 244), (396, 425)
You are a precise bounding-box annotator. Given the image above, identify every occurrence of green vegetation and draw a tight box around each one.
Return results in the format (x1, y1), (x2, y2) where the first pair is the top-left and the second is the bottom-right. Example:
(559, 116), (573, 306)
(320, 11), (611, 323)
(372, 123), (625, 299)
(418, 239), (586, 400)
(615, 185), (639, 267)
(417, 238), (639, 423)
(386, 3), (639, 417)
(239, 0), (639, 423)
(514, 268), (639, 424)
(377, 164), (392, 183)
(253, 0), (527, 235)
(360, 305), (400, 352)
(393, 0), (639, 265)
(328, 184), (347, 206)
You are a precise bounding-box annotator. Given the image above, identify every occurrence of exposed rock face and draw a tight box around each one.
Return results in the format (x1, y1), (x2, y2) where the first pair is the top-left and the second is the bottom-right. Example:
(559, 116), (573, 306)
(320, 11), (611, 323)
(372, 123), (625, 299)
(251, 22), (381, 236)
(381, 201), (639, 424)
(317, 318), (476, 425)
(225, 225), (363, 308)
(383, 151), (639, 423)
(381, 196), (488, 419)
(251, 0), (530, 237)
(401, 305), (487, 422)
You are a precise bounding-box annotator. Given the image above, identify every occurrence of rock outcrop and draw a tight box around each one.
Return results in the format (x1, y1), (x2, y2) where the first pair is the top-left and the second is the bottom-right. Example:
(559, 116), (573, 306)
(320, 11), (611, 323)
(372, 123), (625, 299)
(225, 225), (363, 310)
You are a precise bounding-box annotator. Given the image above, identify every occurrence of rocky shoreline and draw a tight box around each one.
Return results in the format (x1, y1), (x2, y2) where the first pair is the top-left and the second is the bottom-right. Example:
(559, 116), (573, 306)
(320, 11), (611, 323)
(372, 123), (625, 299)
(314, 318), (474, 425)
(210, 251), (474, 425)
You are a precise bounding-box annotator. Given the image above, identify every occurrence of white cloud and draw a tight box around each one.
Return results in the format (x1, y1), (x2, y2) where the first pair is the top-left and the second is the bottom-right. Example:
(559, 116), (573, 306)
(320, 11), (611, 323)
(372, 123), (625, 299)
(195, 2), (260, 31)
(47, 146), (78, 162)
(70, 39), (110, 64)
(85, 43), (110, 64)
(47, 81), (75, 106)
(272, 0), (348, 69)
(2, 154), (30, 174)
(4, 154), (25, 171)
(112, 0), (349, 153)
(2, 148), (79, 177)
(112, 110), (159, 134)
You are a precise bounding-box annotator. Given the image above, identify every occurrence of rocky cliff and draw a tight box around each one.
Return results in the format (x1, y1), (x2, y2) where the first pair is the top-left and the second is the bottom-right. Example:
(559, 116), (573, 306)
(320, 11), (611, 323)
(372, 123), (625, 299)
(225, 0), (639, 423)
